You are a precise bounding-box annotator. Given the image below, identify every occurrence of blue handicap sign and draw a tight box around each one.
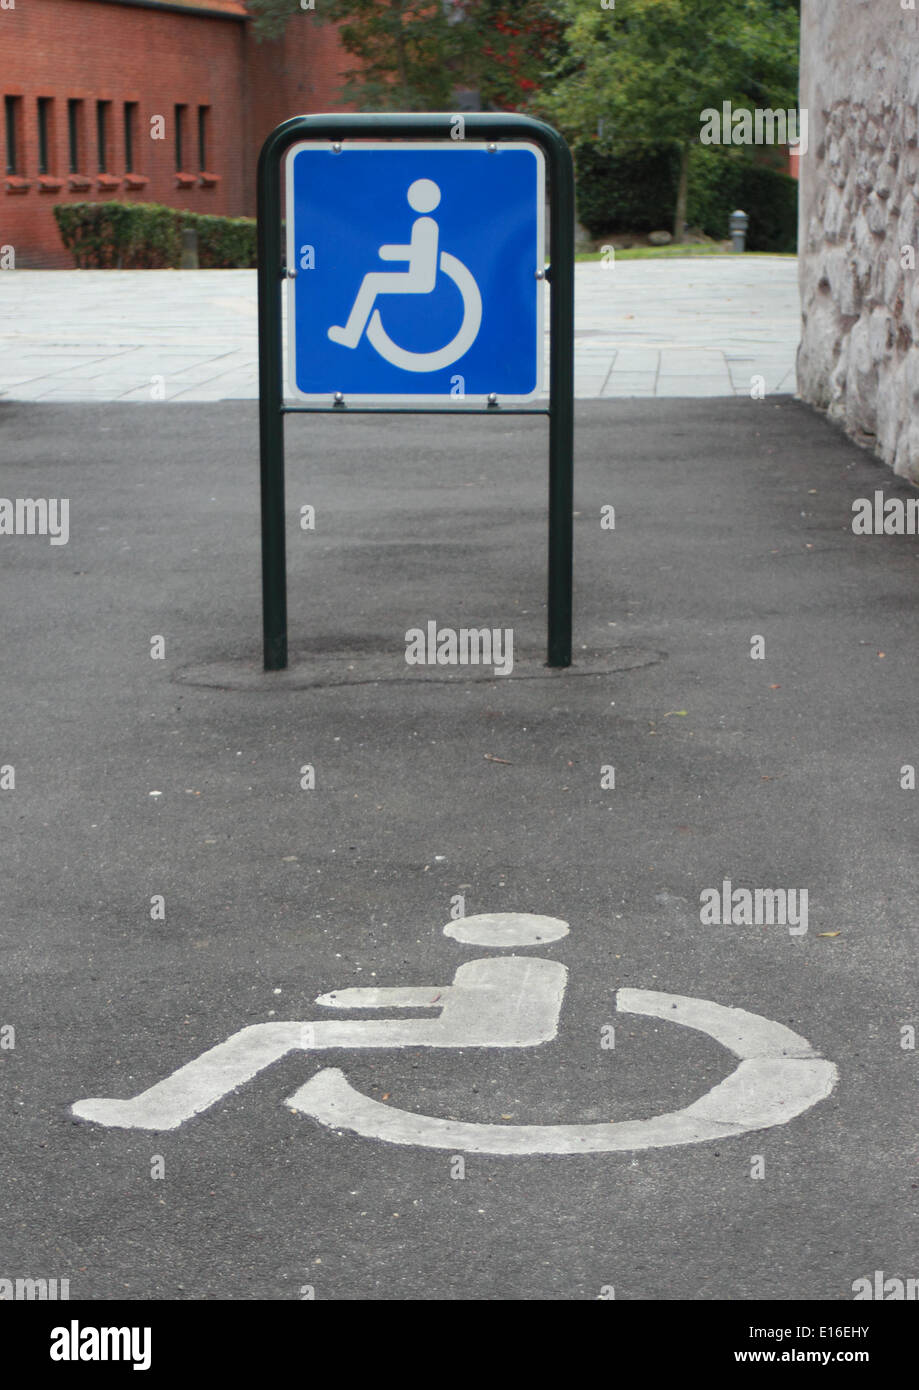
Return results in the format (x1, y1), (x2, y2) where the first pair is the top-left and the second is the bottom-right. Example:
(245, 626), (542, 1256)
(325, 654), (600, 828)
(286, 142), (545, 402)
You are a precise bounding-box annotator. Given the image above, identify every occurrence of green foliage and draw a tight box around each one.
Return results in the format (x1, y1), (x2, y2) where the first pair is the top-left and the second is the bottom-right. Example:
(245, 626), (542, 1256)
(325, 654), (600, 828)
(575, 142), (798, 254)
(52, 202), (256, 269)
(574, 141), (682, 236)
(541, 0), (799, 242)
(539, 0), (800, 148)
(317, 0), (461, 111)
(185, 212), (258, 268)
(686, 148), (798, 252)
(52, 202), (179, 268)
(245, 0), (562, 112)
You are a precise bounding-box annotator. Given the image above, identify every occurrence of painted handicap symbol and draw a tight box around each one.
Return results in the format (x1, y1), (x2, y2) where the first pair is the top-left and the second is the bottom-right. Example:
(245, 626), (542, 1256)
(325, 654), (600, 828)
(327, 178), (482, 373)
(71, 913), (838, 1154)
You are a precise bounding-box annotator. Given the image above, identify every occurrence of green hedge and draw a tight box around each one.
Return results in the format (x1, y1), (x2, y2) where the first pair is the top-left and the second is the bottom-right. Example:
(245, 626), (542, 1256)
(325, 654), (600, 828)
(52, 201), (257, 269)
(574, 141), (798, 253)
(574, 141), (683, 237)
(686, 148), (798, 253)
(185, 212), (257, 268)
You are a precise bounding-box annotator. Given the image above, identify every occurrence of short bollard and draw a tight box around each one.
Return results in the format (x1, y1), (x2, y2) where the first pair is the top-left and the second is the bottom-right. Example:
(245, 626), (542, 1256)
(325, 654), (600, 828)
(181, 227), (199, 270)
(729, 209), (749, 254)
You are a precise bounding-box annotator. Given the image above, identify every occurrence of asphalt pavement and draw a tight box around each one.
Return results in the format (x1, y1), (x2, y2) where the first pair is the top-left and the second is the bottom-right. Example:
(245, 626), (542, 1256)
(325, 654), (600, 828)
(1, 395), (917, 1300)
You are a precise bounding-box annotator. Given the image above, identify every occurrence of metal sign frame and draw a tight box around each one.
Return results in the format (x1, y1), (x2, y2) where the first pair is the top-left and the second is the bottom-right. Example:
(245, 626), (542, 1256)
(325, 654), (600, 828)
(283, 139), (546, 406)
(257, 112), (574, 672)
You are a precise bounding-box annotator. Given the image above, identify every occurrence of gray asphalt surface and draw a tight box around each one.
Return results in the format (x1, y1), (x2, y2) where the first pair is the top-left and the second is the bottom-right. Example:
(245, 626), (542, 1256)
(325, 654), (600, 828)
(1, 397), (917, 1300)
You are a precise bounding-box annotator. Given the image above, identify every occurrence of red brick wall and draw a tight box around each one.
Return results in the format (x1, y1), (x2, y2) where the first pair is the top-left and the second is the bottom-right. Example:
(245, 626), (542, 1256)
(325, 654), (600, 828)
(2, 0), (355, 267)
(243, 13), (352, 203)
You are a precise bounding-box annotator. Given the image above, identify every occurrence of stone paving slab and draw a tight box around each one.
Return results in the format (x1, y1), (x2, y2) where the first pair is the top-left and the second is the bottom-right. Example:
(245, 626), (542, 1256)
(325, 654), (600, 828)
(0, 257), (799, 402)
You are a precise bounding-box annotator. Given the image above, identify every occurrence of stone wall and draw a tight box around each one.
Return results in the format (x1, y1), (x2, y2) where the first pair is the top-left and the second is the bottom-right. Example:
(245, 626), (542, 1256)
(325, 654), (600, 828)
(797, 0), (919, 480)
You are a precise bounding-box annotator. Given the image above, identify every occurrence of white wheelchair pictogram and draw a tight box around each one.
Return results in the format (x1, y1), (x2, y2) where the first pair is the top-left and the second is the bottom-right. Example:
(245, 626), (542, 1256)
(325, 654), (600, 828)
(71, 913), (838, 1154)
(327, 178), (482, 374)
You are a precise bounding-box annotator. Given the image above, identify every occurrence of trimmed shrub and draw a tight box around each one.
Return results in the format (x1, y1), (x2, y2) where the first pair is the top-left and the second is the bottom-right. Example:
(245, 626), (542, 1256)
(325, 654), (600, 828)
(574, 140), (682, 237)
(574, 140), (798, 253)
(52, 201), (256, 269)
(53, 202), (180, 267)
(687, 147), (797, 252)
(183, 212), (257, 269)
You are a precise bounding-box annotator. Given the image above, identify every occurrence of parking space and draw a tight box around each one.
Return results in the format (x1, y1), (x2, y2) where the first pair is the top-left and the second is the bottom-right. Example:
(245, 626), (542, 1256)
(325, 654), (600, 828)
(1, 397), (916, 1298)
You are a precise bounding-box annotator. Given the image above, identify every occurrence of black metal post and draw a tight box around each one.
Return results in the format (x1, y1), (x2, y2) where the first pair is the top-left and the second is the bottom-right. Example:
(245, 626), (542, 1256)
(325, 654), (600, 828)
(256, 112), (574, 671)
(257, 124), (289, 670)
(545, 134), (575, 668)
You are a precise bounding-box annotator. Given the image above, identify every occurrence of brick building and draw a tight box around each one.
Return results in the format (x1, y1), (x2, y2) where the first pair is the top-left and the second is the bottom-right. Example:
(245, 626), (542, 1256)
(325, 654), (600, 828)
(3, 0), (355, 266)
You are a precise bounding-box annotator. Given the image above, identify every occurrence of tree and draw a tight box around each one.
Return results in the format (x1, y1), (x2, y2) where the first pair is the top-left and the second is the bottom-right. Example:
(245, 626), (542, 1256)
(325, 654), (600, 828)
(536, 0), (799, 240)
(245, 0), (563, 113)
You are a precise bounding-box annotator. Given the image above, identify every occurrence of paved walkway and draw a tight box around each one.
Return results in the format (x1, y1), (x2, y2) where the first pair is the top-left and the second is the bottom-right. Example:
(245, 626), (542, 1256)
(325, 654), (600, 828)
(0, 257), (799, 402)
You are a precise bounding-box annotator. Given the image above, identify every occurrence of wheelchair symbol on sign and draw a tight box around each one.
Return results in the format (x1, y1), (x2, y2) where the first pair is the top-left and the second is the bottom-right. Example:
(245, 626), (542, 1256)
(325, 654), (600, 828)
(327, 178), (482, 373)
(72, 913), (837, 1153)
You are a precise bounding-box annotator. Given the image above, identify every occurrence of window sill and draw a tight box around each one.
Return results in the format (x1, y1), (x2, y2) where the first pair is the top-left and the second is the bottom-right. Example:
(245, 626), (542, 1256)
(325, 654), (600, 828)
(175, 172), (197, 188)
(97, 175), (122, 191)
(67, 175), (92, 192)
(5, 177), (31, 195)
(38, 176), (65, 193)
(199, 171), (220, 188)
(124, 174), (149, 190)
